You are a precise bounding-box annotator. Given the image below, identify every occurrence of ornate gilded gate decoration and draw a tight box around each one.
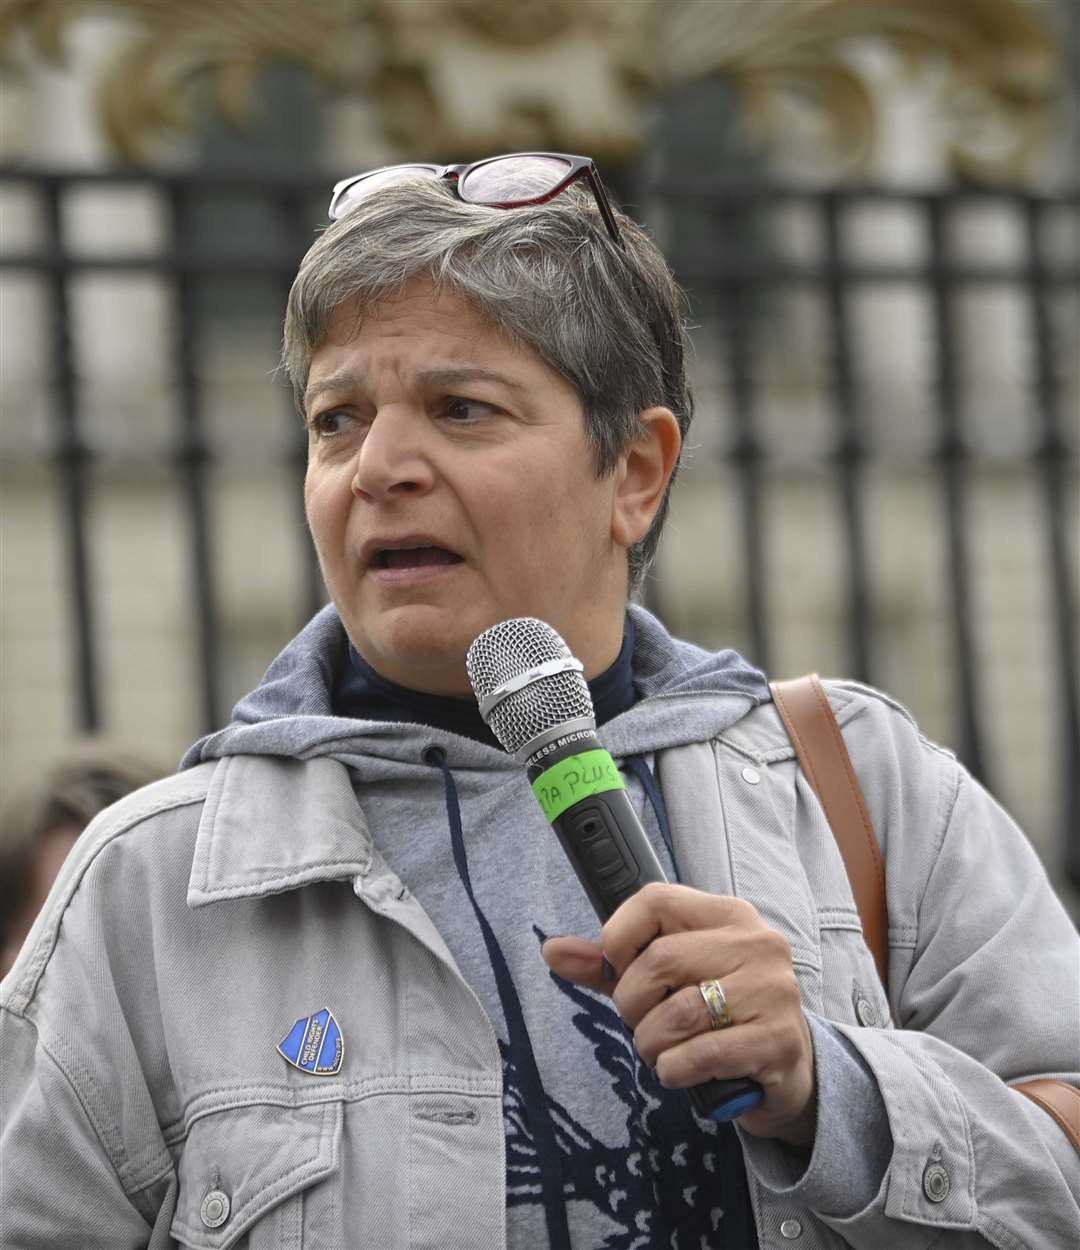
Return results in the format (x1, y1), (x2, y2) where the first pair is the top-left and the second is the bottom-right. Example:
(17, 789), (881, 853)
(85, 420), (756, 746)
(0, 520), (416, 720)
(0, 0), (1060, 176)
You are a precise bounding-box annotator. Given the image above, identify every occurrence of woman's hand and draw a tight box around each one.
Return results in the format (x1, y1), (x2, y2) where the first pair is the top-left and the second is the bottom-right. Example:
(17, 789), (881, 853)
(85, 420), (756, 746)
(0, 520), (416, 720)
(542, 882), (817, 1147)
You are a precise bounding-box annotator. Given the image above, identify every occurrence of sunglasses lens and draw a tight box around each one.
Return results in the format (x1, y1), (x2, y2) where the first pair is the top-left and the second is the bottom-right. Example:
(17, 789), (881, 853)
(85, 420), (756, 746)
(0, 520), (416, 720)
(459, 155), (573, 206)
(331, 165), (441, 218)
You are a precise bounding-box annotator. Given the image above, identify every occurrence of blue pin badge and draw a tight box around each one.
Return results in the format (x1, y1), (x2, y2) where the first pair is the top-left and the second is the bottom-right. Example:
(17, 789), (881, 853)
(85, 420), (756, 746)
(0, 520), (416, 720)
(278, 1007), (344, 1076)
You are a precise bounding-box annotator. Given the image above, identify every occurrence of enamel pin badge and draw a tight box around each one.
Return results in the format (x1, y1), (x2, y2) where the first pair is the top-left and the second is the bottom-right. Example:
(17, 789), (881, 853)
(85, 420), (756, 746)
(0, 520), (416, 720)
(278, 1007), (344, 1076)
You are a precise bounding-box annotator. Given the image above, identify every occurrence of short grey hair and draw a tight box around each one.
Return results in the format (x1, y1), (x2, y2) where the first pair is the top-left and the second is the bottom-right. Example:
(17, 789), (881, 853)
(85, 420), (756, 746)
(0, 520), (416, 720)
(282, 177), (693, 594)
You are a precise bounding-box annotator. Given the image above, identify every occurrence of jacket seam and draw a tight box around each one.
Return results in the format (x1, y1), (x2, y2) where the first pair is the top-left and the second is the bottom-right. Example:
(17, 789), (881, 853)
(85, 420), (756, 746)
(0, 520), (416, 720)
(709, 738), (824, 978)
(816, 907), (864, 931)
(406, 981), (414, 1250)
(912, 760), (964, 945)
(747, 681), (869, 759)
(196, 858), (370, 879)
(4, 787), (210, 1011)
(917, 732), (960, 763)
(126, 1157), (176, 1198)
(188, 755), (227, 896)
(718, 686), (863, 766)
(707, 739), (743, 913)
(712, 733), (767, 766)
(190, 860), (371, 898)
(2, 1004), (169, 1199)
(977, 1212), (1034, 1250)
(173, 1072), (502, 1128)
(824, 680), (918, 729)
(47, 1023), (173, 1192)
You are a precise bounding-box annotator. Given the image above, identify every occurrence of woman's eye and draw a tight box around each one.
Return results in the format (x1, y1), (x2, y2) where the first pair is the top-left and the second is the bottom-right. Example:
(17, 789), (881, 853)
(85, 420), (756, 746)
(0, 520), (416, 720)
(309, 410), (351, 438)
(443, 397), (494, 423)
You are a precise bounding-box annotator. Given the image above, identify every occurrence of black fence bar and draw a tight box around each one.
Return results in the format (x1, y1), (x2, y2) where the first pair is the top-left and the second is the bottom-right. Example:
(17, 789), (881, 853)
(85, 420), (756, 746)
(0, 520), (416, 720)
(167, 187), (221, 733)
(714, 204), (769, 671)
(275, 189), (327, 630)
(823, 193), (873, 684)
(1024, 198), (1080, 888)
(43, 181), (100, 732)
(926, 198), (988, 783)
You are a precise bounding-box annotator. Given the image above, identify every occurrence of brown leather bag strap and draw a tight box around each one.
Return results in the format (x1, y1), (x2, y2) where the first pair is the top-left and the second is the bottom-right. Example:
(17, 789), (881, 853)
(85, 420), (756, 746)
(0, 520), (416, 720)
(769, 674), (889, 989)
(769, 674), (1080, 1158)
(1014, 1080), (1080, 1154)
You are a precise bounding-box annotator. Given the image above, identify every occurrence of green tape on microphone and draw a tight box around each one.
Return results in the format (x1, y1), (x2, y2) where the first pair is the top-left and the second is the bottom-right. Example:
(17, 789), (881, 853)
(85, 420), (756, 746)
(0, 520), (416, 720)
(531, 749), (625, 823)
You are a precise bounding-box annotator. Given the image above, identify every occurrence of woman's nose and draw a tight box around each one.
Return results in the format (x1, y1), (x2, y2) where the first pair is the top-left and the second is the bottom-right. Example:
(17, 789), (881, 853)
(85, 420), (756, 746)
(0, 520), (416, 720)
(350, 408), (435, 500)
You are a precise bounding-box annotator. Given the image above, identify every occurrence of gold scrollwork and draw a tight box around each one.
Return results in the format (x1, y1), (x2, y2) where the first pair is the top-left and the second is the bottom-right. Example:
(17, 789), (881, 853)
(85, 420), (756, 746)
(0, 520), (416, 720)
(0, 0), (1061, 179)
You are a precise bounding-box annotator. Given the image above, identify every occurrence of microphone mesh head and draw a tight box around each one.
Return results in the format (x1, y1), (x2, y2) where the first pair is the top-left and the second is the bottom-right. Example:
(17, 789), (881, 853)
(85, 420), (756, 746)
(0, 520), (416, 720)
(467, 618), (594, 755)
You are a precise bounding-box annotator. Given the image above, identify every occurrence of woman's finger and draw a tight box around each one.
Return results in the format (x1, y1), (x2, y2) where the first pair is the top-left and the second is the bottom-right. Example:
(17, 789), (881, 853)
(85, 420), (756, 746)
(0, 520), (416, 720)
(610, 926), (762, 1027)
(540, 935), (614, 995)
(632, 973), (748, 1067)
(601, 882), (762, 977)
(632, 951), (800, 1065)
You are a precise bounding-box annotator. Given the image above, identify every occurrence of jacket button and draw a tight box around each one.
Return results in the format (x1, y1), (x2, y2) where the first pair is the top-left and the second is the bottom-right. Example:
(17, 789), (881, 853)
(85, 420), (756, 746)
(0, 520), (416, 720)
(200, 1189), (231, 1228)
(779, 1218), (803, 1238)
(855, 995), (878, 1027)
(923, 1162), (950, 1203)
(741, 766), (761, 785)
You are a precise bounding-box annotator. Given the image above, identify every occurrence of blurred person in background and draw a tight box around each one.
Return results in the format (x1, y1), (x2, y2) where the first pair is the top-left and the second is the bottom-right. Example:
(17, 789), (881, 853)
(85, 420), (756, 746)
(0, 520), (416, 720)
(0, 747), (162, 975)
(1, 158), (1077, 1249)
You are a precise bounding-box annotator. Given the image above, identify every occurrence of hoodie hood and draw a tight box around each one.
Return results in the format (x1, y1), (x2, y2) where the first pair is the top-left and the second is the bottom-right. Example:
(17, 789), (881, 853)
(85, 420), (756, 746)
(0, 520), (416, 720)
(180, 603), (768, 770)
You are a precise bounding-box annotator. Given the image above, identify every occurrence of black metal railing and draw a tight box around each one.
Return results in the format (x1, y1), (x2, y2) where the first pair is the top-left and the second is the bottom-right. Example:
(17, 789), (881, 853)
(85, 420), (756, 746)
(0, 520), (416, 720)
(2, 168), (1077, 889)
(647, 178), (1078, 891)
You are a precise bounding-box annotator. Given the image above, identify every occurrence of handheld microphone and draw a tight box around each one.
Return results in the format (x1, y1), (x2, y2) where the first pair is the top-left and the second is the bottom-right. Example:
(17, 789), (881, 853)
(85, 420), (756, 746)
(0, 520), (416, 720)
(467, 617), (763, 1123)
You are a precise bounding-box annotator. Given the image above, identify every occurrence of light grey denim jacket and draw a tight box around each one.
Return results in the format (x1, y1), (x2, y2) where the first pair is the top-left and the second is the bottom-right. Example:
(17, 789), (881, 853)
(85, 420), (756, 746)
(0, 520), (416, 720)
(2, 682), (1078, 1249)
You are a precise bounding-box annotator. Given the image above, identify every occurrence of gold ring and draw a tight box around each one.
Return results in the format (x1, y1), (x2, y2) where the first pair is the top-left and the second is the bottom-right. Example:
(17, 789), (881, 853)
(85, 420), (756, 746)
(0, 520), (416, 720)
(699, 978), (732, 1030)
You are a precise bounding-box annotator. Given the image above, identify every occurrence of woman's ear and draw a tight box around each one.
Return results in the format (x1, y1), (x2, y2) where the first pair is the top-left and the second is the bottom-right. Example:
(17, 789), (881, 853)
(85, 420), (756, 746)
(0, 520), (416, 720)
(611, 407), (682, 549)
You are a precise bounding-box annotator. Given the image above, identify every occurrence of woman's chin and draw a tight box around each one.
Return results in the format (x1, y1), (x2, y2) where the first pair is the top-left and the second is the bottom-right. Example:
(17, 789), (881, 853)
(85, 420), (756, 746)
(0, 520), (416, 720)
(349, 614), (476, 696)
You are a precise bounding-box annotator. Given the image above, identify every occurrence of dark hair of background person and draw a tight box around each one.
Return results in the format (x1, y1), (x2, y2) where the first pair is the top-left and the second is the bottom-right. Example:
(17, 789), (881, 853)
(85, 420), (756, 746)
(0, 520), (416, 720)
(0, 747), (163, 974)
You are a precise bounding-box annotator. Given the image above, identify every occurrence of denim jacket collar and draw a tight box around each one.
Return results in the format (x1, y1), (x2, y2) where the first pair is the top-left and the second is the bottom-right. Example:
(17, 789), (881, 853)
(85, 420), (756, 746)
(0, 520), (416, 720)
(187, 754), (372, 907)
(184, 683), (879, 907)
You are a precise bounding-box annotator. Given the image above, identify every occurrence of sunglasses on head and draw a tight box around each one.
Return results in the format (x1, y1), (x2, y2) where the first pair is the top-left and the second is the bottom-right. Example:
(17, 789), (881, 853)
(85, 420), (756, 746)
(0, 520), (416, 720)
(328, 151), (622, 245)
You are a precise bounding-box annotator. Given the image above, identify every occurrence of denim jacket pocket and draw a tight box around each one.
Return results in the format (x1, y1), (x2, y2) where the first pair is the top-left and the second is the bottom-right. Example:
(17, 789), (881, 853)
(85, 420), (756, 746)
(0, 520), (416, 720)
(168, 1100), (343, 1249)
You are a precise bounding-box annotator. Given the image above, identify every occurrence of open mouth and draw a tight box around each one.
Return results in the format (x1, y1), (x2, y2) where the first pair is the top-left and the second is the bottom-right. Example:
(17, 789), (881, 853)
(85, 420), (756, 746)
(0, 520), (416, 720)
(374, 545), (464, 571)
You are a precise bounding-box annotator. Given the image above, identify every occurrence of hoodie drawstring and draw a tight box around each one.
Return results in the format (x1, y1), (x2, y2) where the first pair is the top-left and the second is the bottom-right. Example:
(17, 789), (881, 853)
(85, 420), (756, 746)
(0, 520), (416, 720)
(424, 745), (571, 1249)
(623, 754), (681, 882)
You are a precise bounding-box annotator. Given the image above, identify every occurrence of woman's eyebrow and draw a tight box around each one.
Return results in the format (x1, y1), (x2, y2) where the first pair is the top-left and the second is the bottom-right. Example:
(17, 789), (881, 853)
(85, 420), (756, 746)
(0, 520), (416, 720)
(303, 369), (365, 410)
(304, 365), (528, 410)
(414, 366), (528, 394)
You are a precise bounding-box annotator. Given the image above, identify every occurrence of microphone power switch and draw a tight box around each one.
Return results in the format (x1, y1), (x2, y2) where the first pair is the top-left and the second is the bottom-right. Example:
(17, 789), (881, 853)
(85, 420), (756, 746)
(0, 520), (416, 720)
(567, 804), (638, 888)
(581, 833), (624, 877)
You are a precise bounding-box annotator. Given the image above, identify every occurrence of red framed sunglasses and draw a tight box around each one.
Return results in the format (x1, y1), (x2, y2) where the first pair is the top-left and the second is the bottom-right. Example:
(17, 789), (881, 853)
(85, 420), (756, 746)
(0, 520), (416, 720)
(328, 151), (622, 245)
